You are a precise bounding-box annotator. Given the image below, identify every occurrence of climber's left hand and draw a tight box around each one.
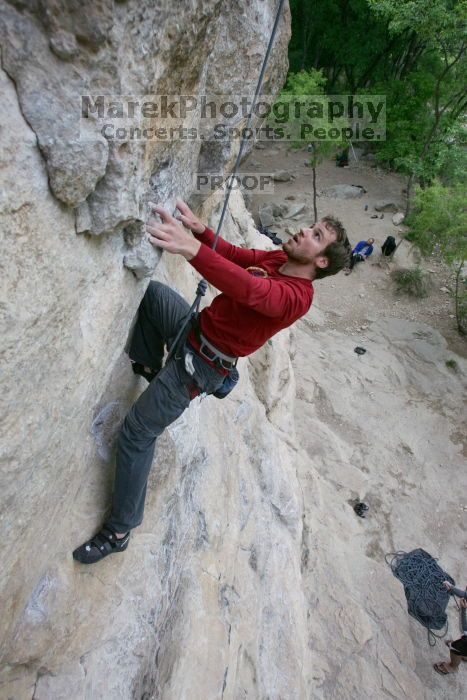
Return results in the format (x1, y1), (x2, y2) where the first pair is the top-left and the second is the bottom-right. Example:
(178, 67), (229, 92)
(146, 203), (201, 260)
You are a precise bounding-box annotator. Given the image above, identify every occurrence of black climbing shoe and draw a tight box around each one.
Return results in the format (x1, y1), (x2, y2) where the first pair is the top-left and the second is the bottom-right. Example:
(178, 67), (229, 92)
(354, 502), (369, 518)
(131, 361), (159, 383)
(72, 525), (130, 564)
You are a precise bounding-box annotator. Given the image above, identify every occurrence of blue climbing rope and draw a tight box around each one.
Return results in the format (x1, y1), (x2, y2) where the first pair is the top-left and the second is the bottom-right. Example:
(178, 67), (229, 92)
(386, 548), (455, 646)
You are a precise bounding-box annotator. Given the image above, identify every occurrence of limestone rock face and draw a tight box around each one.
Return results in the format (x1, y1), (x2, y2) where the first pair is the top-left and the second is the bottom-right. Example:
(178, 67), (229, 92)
(1, 3), (466, 700)
(0, 0), (289, 237)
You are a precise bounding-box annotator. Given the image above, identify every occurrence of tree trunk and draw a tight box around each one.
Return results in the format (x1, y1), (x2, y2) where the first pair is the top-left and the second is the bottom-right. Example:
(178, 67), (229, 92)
(312, 165), (318, 223)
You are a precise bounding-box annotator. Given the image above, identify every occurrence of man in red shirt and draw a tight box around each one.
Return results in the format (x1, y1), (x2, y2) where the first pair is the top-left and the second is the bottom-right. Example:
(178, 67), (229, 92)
(73, 199), (349, 564)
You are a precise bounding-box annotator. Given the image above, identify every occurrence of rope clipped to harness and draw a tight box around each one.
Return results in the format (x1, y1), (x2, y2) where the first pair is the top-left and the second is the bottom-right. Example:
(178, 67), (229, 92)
(166, 0), (286, 362)
(386, 548), (455, 646)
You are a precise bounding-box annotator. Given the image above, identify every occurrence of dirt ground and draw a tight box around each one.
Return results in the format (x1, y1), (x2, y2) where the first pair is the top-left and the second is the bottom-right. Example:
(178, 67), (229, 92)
(243, 142), (467, 359)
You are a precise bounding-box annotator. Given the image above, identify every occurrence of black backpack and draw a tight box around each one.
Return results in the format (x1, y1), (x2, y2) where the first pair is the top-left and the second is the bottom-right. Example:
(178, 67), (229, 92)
(382, 235), (396, 256)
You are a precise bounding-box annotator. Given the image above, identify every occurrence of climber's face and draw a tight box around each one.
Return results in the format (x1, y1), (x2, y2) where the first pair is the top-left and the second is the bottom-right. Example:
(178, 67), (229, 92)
(283, 220), (337, 267)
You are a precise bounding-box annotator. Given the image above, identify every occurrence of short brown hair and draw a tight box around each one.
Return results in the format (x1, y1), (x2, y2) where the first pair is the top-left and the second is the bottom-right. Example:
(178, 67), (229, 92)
(314, 215), (351, 279)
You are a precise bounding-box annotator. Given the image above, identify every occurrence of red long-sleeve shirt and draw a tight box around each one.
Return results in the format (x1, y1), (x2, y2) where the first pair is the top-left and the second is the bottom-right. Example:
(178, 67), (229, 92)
(187, 227), (313, 358)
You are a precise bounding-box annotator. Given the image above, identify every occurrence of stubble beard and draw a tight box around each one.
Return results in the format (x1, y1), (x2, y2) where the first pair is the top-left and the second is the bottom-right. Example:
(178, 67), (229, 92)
(283, 242), (312, 265)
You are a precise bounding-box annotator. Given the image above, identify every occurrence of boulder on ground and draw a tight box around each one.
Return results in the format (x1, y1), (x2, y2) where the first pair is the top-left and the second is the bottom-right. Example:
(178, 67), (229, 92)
(259, 202), (289, 226)
(272, 170), (292, 182)
(392, 212), (405, 226)
(375, 200), (400, 212)
(275, 203), (289, 217)
(321, 185), (364, 199)
(287, 202), (307, 218)
(258, 203), (275, 227)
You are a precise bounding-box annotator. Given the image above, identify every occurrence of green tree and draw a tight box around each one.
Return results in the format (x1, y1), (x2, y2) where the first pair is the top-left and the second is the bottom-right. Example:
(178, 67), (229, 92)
(288, 0), (427, 89)
(406, 181), (467, 334)
(368, 0), (467, 213)
(273, 68), (344, 221)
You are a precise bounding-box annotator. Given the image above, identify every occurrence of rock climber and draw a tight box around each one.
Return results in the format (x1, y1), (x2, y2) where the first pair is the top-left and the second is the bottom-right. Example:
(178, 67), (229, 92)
(433, 580), (467, 675)
(72, 198), (350, 564)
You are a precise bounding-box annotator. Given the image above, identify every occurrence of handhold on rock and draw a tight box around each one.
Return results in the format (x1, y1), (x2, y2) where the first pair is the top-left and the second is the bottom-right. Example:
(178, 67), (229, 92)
(354, 346), (366, 355)
(49, 30), (80, 60)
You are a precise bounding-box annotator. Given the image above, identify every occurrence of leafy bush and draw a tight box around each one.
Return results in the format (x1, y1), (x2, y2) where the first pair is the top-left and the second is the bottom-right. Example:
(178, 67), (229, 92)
(445, 358), (459, 372)
(405, 181), (467, 333)
(392, 267), (431, 298)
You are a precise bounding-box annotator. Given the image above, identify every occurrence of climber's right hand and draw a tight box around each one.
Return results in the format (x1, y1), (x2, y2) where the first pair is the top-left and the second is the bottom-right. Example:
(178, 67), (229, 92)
(175, 198), (206, 235)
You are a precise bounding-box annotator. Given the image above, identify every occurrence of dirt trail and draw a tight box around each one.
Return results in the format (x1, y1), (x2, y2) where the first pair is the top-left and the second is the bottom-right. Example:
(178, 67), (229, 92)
(244, 143), (466, 358)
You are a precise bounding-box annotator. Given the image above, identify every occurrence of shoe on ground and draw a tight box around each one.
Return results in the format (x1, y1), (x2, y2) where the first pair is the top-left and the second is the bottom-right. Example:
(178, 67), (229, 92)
(72, 525), (130, 564)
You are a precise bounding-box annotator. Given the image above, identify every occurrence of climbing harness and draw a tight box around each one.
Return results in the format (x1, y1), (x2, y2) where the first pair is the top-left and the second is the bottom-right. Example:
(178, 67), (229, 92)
(386, 548), (455, 646)
(164, 0), (286, 384)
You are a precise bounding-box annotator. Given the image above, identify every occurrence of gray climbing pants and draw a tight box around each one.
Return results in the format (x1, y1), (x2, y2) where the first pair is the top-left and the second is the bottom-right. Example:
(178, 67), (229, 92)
(106, 281), (225, 533)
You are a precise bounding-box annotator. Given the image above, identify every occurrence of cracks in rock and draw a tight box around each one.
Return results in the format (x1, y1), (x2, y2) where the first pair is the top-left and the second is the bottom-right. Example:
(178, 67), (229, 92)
(300, 516), (310, 574)
(219, 583), (239, 611)
(194, 509), (209, 550)
(201, 567), (221, 581)
(0, 45), (39, 153)
(248, 544), (258, 573)
(270, 501), (291, 529)
(221, 664), (229, 697)
(378, 654), (409, 699)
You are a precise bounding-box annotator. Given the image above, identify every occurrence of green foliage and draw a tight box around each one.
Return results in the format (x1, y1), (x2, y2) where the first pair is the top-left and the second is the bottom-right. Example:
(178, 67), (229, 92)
(279, 68), (328, 145)
(391, 267), (431, 297)
(457, 288), (467, 334)
(269, 68), (346, 151)
(434, 123), (467, 186)
(281, 68), (327, 95)
(405, 182), (467, 264)
(445, 358), (459, 372)
(288, 0), (467, 193)
(368, 0), (467, 44)
(406, 181), (467, 333)
(358, 73), (433, 171)
(288, 0), (400, 89)
(366, 0), (467, 187)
